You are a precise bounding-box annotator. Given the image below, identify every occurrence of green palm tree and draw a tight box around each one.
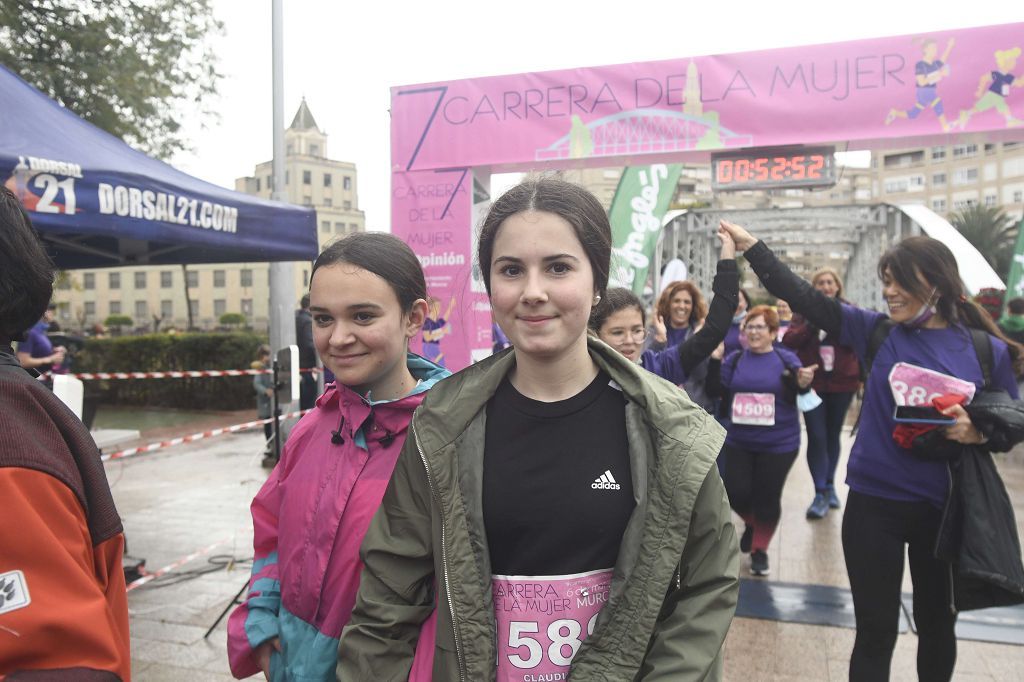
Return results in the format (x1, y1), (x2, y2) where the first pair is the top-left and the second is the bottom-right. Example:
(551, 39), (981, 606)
(949, 204), (1019, 280)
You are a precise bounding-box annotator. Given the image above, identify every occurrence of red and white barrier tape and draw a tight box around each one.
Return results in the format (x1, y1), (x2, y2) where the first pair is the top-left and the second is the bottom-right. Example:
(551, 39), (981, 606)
(101, 408), (313, 462)
(126, 537), (231, 592)
(45, 367), (319, 381)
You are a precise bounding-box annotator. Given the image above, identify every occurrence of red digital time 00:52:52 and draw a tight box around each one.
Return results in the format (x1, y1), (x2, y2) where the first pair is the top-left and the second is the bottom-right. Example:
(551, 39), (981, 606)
(711, 147), (836, 191)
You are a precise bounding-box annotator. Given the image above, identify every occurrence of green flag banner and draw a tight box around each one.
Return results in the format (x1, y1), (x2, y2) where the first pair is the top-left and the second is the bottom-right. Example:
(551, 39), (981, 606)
(608, 164), (683, 295)
(1003, 218), (1024, 317)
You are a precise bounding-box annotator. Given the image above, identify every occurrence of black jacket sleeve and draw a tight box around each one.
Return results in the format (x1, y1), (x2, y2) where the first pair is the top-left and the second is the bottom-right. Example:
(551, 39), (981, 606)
(743, 240), (843, 338)
(705, 358), (723, 399)
(677, 259), (739, 375)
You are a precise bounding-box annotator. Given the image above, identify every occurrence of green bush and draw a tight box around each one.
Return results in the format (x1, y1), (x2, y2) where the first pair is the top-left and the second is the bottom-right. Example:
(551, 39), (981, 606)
(75, 332), (268, 409)
(219, 312), (247, 327)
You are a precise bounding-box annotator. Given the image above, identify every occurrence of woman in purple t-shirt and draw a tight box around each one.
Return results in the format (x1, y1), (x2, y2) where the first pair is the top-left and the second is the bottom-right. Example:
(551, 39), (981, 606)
(721, 220), (1023, 682)
(710, 305), (815, 578)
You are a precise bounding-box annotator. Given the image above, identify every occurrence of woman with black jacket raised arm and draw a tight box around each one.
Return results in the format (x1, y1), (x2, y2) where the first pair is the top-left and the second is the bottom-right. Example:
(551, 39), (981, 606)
(719, 218), (1024, 682)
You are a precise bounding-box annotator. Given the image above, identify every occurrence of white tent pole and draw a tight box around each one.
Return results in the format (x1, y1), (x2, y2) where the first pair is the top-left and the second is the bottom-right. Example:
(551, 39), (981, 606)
(269, 0), (295, 356)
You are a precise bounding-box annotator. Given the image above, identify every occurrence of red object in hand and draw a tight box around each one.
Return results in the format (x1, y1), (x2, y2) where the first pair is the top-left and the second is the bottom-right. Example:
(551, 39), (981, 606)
(892, 393), (967, 449)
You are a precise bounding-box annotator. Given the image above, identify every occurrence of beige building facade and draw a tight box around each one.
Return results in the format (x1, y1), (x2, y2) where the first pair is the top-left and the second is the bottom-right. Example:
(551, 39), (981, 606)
(52, 100), (364, 333)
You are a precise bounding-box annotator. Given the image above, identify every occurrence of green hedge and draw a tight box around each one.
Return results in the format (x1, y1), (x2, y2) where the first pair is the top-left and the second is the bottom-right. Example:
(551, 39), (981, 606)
(75, 332), (268, 409)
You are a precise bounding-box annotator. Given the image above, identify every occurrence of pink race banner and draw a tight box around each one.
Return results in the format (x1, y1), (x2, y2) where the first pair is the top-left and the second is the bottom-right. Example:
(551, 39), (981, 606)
(393, 22), (1024, 369)
(393, 22), (1024, 172)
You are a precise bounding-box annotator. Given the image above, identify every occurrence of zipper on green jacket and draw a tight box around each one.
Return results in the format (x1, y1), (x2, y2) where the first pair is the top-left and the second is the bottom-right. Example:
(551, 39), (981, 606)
(414, 421), (467, 682)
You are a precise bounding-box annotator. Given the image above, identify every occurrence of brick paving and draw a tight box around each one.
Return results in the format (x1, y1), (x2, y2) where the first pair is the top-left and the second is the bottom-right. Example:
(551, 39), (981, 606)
(110, 422), (1024, 681)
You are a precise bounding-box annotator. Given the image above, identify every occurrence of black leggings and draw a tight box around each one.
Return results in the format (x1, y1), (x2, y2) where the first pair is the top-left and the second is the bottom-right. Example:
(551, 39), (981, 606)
(721, 444), (797, 552)
(842, 490), (957, 681)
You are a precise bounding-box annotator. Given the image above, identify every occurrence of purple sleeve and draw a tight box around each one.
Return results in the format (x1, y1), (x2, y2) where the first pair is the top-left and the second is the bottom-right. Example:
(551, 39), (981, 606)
(720, 350), (741, 388)
(991, 337), (1020, 399)
(838, 303), (886, 362)
(775, 346), (803, 370)
(641, 346), (686, 385)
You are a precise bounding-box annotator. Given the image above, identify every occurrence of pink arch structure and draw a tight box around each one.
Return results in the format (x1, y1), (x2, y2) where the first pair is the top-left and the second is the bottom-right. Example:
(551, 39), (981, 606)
(392, 22), (1024, 370)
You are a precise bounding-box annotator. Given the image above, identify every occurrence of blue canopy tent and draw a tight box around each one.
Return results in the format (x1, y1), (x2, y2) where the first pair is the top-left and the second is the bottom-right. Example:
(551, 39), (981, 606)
(0, 65), (317, 269)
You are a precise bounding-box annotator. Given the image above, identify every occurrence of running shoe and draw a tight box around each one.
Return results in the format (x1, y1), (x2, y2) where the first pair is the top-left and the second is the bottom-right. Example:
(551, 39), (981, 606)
(750, 550), (770, 576)
(806, 493), (829, 519)
(827, 487), (842, 509)
(740, 525), (753, 554)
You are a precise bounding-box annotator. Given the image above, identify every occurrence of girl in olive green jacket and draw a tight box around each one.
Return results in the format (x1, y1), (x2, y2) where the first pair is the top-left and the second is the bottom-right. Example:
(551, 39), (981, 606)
(338, 178), (739, 681)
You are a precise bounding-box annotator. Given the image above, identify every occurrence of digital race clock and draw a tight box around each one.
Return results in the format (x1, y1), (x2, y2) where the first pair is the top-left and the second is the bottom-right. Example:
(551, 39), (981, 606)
(710, 147), (837, 191)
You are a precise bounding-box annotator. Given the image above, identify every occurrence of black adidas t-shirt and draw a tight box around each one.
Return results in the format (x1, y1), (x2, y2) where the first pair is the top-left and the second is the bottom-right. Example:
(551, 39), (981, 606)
(482, 370), (635, 576)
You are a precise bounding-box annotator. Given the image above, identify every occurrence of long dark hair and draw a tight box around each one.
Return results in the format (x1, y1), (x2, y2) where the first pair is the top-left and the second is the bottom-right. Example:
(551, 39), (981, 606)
(878, 235), (1024, 375)
(310, 232), (426, 312)
(0, 187), (54, 342)
(589, 287), (645, 334)
(477, 177), (611, 298)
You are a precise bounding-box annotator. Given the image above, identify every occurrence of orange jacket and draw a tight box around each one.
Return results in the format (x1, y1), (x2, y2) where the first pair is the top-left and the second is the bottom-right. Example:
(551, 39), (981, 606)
(0, 348), (130, 681)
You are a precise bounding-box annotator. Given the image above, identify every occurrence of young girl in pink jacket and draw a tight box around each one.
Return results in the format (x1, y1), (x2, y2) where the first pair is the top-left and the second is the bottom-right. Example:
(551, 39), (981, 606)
(227, 233), (450, 681)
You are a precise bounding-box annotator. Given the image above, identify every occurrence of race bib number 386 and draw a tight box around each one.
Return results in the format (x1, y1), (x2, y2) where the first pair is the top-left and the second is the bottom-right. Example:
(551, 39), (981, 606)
(888, 362), (976, 406)
(493, 568), (613, 682)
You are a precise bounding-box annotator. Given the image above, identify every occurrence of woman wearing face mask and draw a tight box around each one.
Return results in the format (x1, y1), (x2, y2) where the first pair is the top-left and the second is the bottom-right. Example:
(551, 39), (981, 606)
(774, 299), (792, 340)
(338, 179), (739, 681)
(781, 268), (862, 519)
(708, 306), (815, 577)
(723, 289), (750, 356)
(227, 233), (450, 682)
(593, 232), (738, 392)
(719, 221), (1023, 682)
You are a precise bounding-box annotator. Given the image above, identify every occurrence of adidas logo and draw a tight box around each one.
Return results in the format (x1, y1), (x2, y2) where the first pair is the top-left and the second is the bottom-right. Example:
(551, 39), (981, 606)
(591, 470), (621, 490)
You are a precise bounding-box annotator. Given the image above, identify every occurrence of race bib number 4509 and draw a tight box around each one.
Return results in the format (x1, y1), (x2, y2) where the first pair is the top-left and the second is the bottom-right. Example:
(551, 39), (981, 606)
(888, 362), (976, 407)
(492, 568), (613, 682)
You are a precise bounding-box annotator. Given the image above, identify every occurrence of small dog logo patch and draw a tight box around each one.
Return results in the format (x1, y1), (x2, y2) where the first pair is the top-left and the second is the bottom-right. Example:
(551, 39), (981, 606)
(0, 570), (31, 616)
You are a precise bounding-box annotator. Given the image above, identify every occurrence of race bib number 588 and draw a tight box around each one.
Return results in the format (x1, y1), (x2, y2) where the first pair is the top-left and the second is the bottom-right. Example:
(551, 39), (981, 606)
(493, 569), (612, 681)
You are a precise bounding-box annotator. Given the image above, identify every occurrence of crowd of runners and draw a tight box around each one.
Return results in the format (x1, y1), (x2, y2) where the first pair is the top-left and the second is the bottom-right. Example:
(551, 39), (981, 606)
(4, 177), (1024, 681)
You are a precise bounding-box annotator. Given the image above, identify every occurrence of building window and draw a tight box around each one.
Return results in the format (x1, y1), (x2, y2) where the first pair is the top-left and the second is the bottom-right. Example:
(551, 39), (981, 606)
(932, 198), (947, 212)
(160, 270), (172, 288)
(343, 200), (352, 210)
(84, 301), (96, 318)
(241, 299), (253, 316)
(343, 176), (352, 190)
(213, 270), (225, 287)
(109, 301), (121, 315)
(932, 173), (946, 186)
(323, 198), (332, 207)
(161, 300), (173, 319)
(303, 170), (311, 185)
(186, 271), (198, 288)
(985, 143), (997, 155)
(83, 273), (95, 290)
(931, 146), (946, 161)
(953, 144), (979, 159)
(189, 299), (199, 319)
(303, 196), (312, 206)
(984, 194), (998, 207)
(255, 178), (261, 191)
(241, 269), (253, 287)
(109, 272), (120, 289)
(1014, 190), (1023, 203)
(335, 222), (346, 233)
(267, 175), (273, 190)
(134, 271), (146, 289)
(58, 302), (70, 320)
(953, 198), (979, 209)
(310, 144), (320, 156)
(321, 220), (330, 232)
(952, 168), (979, 185)
(135, 301), (147, 319)
(214, 299), (226, 317)
(323, 174), (332, 187)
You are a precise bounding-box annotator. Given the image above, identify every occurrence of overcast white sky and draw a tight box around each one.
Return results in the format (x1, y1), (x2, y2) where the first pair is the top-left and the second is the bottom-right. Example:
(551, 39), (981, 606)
(171, 1), (1024, 230)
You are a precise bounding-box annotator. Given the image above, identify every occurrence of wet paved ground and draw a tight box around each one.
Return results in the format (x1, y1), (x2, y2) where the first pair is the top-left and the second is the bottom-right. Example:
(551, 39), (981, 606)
(110, 415), (1024, 681)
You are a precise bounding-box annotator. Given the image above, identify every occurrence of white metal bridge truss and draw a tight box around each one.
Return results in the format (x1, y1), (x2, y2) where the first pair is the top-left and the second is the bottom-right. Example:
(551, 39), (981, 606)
(655, 205), (952, 312)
